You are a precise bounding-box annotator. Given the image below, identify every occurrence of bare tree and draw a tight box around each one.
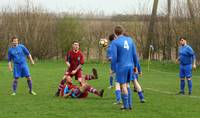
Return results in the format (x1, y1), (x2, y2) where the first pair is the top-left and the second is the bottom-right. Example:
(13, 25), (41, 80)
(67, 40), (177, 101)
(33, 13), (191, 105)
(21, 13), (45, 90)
(144, 0), (159, 59)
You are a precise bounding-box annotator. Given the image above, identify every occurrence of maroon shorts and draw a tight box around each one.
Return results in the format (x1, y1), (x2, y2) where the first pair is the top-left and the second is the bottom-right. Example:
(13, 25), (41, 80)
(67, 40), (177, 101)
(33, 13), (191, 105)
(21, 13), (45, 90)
(78, 91), (88, 98)
(65, 70), (82, 81)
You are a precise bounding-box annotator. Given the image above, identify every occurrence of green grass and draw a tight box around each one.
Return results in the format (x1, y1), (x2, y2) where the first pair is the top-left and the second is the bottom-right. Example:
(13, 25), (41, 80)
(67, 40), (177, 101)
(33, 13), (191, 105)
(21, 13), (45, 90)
(0, 60), (200, 118)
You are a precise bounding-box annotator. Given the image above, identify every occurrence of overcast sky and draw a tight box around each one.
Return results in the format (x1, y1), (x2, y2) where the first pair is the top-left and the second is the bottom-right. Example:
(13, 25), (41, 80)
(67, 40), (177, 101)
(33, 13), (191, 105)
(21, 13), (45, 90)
(0, 0), (169, 15)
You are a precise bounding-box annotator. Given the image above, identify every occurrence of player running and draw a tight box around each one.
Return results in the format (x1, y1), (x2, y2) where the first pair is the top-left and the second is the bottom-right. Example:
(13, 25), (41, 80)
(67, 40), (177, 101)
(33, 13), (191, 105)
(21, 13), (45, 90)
(176, 37), (196, 95)
(8, 37), (36, 96)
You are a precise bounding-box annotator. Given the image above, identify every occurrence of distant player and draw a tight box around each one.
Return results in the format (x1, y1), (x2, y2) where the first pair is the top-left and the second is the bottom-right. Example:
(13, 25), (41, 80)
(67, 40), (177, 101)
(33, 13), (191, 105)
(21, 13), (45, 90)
(110, 26), (139, 110)
(107, 34), (121, 104)
(8, 37), (36, 96)
(176, 37), (196, 95)
(60, 78), (104, 98)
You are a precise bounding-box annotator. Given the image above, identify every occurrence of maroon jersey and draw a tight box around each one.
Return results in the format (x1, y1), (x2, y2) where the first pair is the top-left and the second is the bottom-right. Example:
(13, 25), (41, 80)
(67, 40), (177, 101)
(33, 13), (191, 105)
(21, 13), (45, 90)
(65, 50), (84, 71)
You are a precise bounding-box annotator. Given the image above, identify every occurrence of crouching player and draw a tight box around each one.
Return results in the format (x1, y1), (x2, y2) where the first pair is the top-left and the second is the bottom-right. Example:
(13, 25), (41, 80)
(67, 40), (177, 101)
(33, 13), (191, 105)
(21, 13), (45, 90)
(60, 78), (104, 98)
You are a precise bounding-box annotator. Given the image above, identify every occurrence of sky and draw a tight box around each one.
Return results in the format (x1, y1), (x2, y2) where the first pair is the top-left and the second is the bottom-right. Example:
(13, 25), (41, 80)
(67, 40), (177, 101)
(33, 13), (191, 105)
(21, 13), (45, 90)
(0, 0), (168, 15)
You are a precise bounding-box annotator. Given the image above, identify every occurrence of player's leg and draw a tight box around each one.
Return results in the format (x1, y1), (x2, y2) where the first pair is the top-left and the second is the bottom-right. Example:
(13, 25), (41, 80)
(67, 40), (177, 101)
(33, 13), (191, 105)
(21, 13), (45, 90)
(133, 74), (138, 92)
(127, 83), (132, 109)
(116, 67), (129, 110)
(11, 64), (20, 95)
(185, 64), (193, 95)
(22, 64), (36, 95)
(26, 77), (36, 95)
(84, 83), (104, 97)
(121, 83), (129, 109)
(84, 68), (98, 80)
(133, 79), (145, 103)
(178, 65), (186, 95)
(55, 75), (70, 96)
(11, 78), (18, 95)
(108, 69), (114, 89)
(114, 82), (121, 104)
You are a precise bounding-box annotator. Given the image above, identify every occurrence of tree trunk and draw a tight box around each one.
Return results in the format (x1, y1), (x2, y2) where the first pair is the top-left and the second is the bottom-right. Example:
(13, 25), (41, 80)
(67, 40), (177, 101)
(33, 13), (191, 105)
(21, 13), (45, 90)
(143, 0), (159, 59)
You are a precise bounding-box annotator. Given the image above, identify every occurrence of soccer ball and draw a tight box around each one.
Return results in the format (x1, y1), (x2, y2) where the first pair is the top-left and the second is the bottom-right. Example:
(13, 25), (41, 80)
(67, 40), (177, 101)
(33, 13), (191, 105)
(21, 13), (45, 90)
(99, 38), (108, 47)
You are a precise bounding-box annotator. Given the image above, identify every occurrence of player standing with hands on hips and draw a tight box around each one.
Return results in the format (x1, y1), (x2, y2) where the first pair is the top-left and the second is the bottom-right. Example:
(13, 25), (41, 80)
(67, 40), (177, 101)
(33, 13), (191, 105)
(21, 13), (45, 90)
(110, 26), (139, 110)
(176, 37), (196, 95)
(8, 37), (36, 96)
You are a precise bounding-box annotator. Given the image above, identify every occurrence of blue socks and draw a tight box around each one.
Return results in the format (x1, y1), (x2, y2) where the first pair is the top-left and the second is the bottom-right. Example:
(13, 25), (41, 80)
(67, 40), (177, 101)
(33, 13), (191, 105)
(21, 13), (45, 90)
(27, 80), (33, 91)
(127, 87), (132, 108)
(187, 80), (192, 92)
(13, 79), (18, 93)
(115, 90), (121, 103)
(122, 94), (129, 109)
(138, 91), (144, 101)
(180, 80), (185, 92)
(109, 76), (113, 87)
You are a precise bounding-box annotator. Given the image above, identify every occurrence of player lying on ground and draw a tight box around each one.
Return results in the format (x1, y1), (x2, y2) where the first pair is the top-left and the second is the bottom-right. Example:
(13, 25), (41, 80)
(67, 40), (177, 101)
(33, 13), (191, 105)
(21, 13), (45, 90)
(59, 78), (104, 98)
(55, 68), (98, 96)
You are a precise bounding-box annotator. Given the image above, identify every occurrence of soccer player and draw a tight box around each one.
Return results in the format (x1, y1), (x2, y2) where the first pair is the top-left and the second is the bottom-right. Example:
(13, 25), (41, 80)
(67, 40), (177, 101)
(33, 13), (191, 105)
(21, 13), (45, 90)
(55, 41), (98, 96)
(110, 26), (139, 110)
(8, 37), (36, 96)
(60, 78), (104, 98)
(107, 34), (121, 104)
(176, 37), (196, 95)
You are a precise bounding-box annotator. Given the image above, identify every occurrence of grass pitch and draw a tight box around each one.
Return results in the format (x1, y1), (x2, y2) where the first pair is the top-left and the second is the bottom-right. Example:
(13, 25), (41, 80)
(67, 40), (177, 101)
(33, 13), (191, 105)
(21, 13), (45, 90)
(0, 60), (200, 118)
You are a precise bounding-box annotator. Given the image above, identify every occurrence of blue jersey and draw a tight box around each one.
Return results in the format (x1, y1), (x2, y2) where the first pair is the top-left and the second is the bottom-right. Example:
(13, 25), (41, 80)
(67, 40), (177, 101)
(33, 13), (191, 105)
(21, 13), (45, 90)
(179, 44), (195, 65)
(106, 42), (116, 72)
(8, 44), (30, 64)
(111, 35), (138, 68)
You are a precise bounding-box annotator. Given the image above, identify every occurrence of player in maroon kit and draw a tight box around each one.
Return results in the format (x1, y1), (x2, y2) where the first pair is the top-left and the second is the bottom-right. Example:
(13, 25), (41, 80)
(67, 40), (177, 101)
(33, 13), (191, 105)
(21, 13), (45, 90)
(55, 41), (98, 96)
(60, 78), (104, 98)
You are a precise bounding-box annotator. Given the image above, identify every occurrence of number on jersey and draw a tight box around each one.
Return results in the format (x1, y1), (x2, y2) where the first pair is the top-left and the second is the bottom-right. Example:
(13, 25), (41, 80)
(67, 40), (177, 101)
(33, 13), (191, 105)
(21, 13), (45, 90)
(124, 40), (129, 50)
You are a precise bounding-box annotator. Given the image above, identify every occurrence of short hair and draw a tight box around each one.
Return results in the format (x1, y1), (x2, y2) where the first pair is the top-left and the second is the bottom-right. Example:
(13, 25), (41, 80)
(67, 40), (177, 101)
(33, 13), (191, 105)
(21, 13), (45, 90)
(108, 34), (116, 42)
(11, 36), (17, 41)
(114, 25), (124, 36)
(73, 41), (79, 44)
(179, 37), (186, 41)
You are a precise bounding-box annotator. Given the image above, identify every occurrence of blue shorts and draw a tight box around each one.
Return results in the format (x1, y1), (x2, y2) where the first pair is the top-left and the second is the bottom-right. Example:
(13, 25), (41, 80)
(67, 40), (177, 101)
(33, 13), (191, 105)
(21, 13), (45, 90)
(130, 73), (138, 81)
(179, 64), (192, 78)
(13, 63), (30, 79)
(116, 66), (133, 84)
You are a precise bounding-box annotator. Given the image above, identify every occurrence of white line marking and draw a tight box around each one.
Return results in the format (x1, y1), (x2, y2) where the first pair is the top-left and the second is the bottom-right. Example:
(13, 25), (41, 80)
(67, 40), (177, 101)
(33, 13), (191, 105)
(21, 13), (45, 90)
(144, 69), (200, 78)
(145, 87), (200, 99)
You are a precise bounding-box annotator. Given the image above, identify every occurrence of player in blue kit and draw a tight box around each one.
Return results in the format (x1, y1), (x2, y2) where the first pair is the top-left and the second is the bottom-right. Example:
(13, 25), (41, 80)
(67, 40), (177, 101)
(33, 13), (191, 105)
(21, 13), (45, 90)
(107, 34), (121, 104)
(8, 37), (36, 96)
(176, 37), (196, 95)
(110, 26), (139, 110)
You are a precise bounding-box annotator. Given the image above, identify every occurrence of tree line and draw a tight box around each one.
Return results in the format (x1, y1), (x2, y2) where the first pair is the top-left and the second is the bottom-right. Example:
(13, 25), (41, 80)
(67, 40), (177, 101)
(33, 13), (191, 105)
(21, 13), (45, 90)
(0, 0), (200, 63)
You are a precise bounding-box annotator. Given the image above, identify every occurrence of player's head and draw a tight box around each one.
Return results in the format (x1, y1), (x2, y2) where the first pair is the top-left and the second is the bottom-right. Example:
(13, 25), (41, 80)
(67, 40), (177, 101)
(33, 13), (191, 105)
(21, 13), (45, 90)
(11, 37), (19, 47)
(114, 25), (124, 36)
(66, 78), (72, 84)
(72, 41), (80, 52)
(179, 37), (187, 46)
(108, 34), (116, 42)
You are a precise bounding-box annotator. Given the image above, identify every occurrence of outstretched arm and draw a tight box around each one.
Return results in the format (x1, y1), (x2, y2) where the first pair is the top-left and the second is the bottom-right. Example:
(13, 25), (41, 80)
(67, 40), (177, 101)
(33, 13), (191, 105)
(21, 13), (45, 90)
(28, 54), (35, 65)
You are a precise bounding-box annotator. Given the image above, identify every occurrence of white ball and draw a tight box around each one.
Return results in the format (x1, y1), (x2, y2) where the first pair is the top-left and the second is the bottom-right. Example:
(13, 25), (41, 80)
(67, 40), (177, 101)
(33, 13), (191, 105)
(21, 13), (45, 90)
(99, 38), (108, 47)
